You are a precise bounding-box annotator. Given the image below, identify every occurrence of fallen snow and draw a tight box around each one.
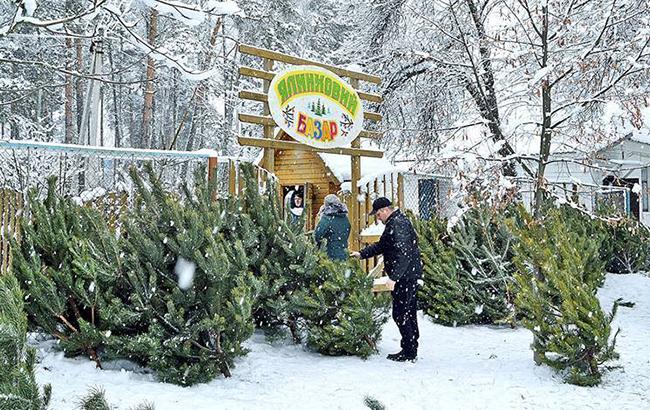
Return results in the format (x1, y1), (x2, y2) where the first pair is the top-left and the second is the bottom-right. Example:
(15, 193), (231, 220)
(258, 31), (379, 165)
(35, 273), (650, 409)
(361, 222), (385, 236)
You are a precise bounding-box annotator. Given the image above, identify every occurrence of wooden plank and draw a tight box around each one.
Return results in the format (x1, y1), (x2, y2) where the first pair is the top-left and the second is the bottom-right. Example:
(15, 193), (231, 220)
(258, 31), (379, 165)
(238, 136), (384, 158)
(371, 260), (390, 293)
(364, 111), (382, 122)
(239, 113), (276, 126)
(262, 58), (275, 172)
(349, 78), (361, 253)
(397, 173), (405, 210)
(239, 91), (382, 122)
(239, 66), (274, 81)
(238, 66), (383, 103)
(238, 44), (382, 84)
(359, 130), (383, 140)
(238, 66), (384, 103)
(239, 90), (267, 103)
(238, 113), (382, 139)
(361, 234), (382, 243)
(207, 156), (218, 201)
(275, 172), (333, 181)
(370, 258), (384, 278)
(228, 160), (236, 196)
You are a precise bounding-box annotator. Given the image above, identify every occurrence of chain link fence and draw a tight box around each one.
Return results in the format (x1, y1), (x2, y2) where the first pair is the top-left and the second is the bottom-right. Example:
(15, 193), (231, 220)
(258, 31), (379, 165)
(401, 172), (457, 220)
(517, 179), (631, 217)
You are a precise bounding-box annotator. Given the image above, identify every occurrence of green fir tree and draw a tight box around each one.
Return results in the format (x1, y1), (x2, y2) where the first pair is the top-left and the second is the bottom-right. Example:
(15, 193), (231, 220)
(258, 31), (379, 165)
(239, 163), (319, 342)
(11, 178), (130, 367)
(510, 207), (621, 386)
(449, 205), (517, 324)
(110, 165), (260, 385)
(291, 256), (390, 357)
(413, 214), (476, 326)
(0, 273), (51, 410)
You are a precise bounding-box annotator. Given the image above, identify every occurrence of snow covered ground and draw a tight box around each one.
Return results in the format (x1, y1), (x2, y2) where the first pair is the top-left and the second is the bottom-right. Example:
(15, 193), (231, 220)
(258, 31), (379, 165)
(35, 273), (650, 410)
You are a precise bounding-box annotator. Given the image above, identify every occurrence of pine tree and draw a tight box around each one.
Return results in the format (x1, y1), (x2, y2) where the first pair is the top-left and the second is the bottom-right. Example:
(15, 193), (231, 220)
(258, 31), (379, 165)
(604, 217), (650, 274)
(413, 214), (476, 326)
(0, 273), (51, 410)
(75, 386), (154, 410)
(449, 205), (517, 324)
(510, 207), (621, 386)
(239, 163), (319, 342)
(291, 256), (390, 358)
(11, 178), (130, 367)
(111, 165), (260, 385)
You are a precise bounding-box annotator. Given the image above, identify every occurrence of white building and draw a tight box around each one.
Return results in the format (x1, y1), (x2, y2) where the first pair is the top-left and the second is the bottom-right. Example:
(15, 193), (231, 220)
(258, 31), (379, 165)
(518, 130), (650, 225)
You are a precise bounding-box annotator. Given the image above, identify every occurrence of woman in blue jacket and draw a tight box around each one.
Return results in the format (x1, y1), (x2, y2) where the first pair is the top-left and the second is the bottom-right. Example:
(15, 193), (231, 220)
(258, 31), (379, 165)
(314, 194), (350, 261)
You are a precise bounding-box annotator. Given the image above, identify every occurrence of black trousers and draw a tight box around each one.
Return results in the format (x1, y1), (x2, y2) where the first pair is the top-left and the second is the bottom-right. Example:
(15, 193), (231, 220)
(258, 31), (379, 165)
(392, 277), (419, 356)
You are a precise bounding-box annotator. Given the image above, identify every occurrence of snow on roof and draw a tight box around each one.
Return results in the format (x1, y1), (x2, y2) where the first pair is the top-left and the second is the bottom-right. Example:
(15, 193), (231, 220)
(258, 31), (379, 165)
(361, 222), (385, 236)
(629, 129), (650, 145)
(318, 152), (404, 183)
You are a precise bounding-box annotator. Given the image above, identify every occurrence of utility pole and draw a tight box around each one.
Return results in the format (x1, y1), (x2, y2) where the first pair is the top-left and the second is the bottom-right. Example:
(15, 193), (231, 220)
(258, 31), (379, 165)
(79, 26), (105, 147)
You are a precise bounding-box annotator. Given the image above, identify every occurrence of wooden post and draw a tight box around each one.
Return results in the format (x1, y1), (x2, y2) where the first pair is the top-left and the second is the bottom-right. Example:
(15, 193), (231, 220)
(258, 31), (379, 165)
(228, 159), (236, 197)
(382, 174), (387, 198)
(350, 78), (361, 251)
(262, 58), (275, 172)
(207, 156), (218, 200)
(397, 173), (405, 210)
(238, 164), (244, 197)
(1, 190), (22, 276)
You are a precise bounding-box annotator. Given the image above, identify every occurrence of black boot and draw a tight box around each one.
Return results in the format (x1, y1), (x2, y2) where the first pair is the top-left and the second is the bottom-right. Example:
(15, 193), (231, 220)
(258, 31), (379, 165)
(386, 351), (417, 362)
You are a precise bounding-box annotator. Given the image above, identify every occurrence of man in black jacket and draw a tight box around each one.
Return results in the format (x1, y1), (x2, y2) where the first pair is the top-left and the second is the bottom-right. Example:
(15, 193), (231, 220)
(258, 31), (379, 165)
(351, 197), (422, 362)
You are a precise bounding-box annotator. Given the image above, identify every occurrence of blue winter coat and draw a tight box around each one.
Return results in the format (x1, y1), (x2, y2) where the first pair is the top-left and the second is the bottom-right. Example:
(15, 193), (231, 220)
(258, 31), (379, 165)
(314, 209), (351, 261)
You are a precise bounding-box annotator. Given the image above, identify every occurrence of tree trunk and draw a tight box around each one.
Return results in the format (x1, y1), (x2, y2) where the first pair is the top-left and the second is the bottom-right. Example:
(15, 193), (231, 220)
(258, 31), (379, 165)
(465, 0), (516, 177)
(65, 37), (74, 144)
(533, 4), (552, 220)
(107, 41), (122, 147)
(75, 38), (84, 133)
(142, 9), (158, 149)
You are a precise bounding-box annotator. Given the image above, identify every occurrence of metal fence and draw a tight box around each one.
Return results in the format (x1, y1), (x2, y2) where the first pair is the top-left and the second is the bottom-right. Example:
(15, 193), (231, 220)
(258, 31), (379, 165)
(401, 172), (457, 220)
(0, 139), (273, 274)
(516, 179), (631, 217)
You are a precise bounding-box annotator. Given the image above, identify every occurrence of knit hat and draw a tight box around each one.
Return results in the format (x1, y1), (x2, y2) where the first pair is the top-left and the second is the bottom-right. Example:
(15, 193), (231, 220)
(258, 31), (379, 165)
(324, 194), (340, 205)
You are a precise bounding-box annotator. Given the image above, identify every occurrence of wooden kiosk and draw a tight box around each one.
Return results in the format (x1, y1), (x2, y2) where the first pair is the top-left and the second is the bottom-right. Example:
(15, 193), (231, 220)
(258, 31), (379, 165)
(236, 44), (385, 253)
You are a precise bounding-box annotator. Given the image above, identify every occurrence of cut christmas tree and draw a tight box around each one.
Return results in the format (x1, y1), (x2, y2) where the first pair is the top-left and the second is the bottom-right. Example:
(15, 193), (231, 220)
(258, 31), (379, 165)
(111, 165), (260, 385)
(0, 272), (51, 410)
(510, 206), (621, 386)
(291, 256), (390, 358)
(11, 178), (130, 368)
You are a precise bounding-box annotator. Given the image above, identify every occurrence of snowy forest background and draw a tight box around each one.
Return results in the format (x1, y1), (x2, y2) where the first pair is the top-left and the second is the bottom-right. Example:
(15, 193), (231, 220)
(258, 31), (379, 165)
(1, 0), (648, 173)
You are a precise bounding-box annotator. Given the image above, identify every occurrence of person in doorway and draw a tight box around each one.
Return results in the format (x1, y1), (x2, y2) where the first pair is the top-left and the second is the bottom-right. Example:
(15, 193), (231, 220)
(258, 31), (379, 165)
(314, 194), (351, 261)
(289, 192), (304, 224)
(351, 197), (422, 362)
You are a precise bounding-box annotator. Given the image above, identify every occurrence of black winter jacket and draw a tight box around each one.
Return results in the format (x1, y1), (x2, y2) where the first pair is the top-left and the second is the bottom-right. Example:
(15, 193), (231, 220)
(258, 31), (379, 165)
(360, 209), (422, 282)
